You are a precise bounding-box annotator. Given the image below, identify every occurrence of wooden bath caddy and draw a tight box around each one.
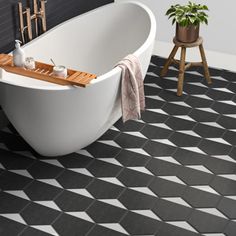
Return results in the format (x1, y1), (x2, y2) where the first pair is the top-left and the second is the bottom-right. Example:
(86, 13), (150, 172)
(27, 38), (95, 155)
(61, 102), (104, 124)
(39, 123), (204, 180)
(0, 54), (97, 87)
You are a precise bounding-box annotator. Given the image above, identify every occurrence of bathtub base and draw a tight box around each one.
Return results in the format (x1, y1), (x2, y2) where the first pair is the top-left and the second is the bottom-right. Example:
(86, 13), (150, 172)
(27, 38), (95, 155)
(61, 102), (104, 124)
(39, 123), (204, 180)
(33, 106), (121, 157)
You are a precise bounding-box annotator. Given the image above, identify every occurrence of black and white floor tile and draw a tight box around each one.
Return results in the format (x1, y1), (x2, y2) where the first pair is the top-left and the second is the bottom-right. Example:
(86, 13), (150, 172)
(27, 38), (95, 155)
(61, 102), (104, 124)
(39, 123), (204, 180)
(1, 55), (236, 235)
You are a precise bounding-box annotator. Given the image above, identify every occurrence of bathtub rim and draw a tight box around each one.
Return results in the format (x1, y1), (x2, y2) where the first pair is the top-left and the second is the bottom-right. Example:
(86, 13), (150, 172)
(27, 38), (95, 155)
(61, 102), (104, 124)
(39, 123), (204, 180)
(0, 1), (156, 91)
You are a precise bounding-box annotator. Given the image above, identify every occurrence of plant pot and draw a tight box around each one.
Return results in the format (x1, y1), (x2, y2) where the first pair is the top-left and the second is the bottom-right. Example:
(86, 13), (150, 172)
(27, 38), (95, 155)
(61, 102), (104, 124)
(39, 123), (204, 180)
(176, 24), (199, 43)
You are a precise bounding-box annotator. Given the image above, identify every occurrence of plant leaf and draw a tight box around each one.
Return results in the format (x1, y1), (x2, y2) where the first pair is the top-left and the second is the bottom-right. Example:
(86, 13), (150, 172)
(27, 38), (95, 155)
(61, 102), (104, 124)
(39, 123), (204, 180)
(189, 16), (195, 24)
(166, 8), (175, 15)
(172, 18), (176, 25)
(203, 5), (209, 10)
(168, 12), (176, 19)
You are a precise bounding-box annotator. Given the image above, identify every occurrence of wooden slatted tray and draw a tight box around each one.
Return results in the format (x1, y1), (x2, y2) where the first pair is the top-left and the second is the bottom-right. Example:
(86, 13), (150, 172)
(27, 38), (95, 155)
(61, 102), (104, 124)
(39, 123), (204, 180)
(0, 54), (97, 87)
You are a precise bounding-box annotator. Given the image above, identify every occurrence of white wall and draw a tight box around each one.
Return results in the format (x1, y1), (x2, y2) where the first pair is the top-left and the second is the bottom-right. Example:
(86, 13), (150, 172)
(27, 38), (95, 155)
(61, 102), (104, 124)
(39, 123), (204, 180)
(115, 0), (236, 55)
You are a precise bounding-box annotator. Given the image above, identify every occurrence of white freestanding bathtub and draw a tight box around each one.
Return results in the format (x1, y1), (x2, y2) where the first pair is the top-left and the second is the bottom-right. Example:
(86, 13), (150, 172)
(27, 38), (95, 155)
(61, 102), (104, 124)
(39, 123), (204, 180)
(0, 1), (156, 156)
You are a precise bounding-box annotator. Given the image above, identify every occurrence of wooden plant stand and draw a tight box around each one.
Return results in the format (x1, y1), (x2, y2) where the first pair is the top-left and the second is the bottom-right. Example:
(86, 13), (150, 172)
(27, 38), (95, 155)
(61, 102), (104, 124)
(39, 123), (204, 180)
(0, 54), (97, 87)
(161, 37), (212, 96)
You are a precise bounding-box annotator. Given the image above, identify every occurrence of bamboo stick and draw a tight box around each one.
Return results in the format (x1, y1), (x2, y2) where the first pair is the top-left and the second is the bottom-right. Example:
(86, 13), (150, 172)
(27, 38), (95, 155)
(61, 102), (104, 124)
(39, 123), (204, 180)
(18, 2), (25, 44)
(26, 8), (32, 41)
(40, 0), (47, 32)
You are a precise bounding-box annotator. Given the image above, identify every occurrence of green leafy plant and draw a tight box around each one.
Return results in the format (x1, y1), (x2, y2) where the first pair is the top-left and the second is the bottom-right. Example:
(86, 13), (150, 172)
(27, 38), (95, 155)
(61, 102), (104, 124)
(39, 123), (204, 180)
(166, 1), (209, 27)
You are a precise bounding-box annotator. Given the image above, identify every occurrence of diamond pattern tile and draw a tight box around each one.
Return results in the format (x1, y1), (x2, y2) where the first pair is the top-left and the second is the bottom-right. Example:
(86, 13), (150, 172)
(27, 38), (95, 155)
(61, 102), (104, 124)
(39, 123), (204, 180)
(1, 55), (236, 235)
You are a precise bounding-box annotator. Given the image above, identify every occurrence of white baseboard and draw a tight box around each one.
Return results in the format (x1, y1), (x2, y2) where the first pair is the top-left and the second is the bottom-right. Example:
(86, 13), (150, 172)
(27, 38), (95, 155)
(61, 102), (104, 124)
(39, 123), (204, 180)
(153, 40), (236, 72)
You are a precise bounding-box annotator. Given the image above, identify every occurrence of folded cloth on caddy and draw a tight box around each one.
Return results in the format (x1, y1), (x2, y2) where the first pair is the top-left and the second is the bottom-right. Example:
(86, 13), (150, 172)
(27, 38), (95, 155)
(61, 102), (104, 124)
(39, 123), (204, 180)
(116, 54), (145, 122)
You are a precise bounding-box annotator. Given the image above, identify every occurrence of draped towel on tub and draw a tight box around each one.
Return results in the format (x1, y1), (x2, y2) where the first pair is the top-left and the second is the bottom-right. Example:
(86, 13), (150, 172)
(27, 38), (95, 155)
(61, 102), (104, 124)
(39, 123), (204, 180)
(116, 54), (145, 122)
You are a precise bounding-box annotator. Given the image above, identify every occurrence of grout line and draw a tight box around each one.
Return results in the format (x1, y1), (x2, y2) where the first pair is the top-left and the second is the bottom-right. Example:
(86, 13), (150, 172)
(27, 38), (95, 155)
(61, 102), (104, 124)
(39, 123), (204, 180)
(17, 226), (30, 236)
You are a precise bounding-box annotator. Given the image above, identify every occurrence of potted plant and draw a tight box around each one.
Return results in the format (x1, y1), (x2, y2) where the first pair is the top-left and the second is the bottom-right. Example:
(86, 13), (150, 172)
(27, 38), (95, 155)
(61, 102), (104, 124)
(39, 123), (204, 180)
(166, 1), (209, 43)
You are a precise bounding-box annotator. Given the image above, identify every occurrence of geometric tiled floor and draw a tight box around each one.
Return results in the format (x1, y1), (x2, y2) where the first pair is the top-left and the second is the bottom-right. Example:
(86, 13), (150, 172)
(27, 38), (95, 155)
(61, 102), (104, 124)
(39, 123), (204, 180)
(0, 55), (236, 235)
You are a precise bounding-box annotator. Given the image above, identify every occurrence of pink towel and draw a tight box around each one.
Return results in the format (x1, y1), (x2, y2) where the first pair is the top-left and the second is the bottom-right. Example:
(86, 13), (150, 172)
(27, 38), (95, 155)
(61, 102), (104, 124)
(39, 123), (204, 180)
(116, 54), (145, 122)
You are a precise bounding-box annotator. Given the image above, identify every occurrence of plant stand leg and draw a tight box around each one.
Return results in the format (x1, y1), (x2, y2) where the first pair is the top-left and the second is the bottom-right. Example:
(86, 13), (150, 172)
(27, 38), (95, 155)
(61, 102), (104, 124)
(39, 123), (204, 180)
(199, 43), (212, 84)
(177, 46), (186, 96)
(161, 45), (179, 77)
